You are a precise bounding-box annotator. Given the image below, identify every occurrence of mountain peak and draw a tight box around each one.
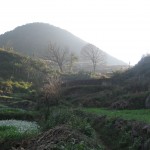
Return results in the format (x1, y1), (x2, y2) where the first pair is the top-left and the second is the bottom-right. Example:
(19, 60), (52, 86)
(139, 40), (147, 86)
(0, 22), (126, 66)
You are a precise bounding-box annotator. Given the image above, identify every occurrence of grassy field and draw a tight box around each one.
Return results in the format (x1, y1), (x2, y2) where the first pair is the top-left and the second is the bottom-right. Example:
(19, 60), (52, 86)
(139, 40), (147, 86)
(84, 108), (150, 123)
(0, 108), (38, 120)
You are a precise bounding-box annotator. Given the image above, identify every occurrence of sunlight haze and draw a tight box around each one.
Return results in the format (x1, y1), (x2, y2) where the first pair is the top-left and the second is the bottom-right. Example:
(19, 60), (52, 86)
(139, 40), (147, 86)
(1, 0), (150, 65)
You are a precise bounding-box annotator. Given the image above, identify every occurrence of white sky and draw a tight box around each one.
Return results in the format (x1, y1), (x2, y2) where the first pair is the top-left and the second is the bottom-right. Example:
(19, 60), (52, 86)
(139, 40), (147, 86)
(1, 0), (150, 65)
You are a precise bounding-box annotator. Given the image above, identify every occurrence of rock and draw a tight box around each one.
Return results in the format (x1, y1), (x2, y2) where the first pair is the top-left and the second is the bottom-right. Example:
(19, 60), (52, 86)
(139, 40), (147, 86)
(145, 95), (150, 108)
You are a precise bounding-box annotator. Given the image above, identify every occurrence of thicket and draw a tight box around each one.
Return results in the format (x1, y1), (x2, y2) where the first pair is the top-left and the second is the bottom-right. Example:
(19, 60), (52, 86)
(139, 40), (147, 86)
(38, 106), (104, 150)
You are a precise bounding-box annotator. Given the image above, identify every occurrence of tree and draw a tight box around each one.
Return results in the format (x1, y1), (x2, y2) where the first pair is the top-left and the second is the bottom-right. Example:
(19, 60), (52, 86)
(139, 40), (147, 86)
(68, 52), (78, 72)
(47, 42), (78, 73)
(40, 76), (61, 120)
(81, 43), (106, 73)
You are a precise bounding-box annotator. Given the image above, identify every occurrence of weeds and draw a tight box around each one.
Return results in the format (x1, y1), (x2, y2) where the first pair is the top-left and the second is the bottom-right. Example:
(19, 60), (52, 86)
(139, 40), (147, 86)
(84, 108), (150, 123)
(0, 108), (37, 120)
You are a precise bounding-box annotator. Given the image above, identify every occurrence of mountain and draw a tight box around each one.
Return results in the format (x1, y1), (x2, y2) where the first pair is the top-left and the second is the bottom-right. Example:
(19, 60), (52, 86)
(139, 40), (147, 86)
(0, 22), (126, 65)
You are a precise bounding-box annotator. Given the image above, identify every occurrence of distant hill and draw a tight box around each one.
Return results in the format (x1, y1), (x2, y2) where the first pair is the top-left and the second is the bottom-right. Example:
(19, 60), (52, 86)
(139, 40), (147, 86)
(0, 22), (126, 66)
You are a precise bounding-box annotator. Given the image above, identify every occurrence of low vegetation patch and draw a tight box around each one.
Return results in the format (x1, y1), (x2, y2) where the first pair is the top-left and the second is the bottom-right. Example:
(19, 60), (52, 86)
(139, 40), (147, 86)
(0, 108), (38, 120)
(84, 108), (150, 123)
(38, 107), (105, 150)
(0, 120), (39, 149)
(0, 120), (39, 133)
(77, 108), (150, 150)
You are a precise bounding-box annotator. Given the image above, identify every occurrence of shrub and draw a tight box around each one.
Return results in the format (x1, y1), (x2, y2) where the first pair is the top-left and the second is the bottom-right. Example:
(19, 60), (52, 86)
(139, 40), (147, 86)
(0, 108), (37, 120)
(41, 107), (95, 138)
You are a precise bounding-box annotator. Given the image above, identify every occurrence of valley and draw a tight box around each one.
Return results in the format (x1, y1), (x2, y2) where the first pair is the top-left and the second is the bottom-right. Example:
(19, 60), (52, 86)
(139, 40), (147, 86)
(0, 23), (150, 150)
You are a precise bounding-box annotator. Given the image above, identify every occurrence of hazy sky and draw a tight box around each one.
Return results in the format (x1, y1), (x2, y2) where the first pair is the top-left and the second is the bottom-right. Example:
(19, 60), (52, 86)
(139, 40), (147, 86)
(1, 0), (150, 65)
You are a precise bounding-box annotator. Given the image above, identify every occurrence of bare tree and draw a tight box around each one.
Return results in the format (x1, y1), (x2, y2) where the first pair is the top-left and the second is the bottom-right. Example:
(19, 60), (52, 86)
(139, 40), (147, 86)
(47, 42), (78, 73)
(47, 42), (69, 72)
(81, 43), (106, 73)
(40, 76), (61, 119)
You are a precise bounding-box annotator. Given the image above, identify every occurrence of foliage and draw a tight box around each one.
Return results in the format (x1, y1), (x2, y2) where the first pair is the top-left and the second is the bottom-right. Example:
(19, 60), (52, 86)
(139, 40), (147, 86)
(0, 49), (52, 86)
(61, 71), (93, 81)
(39, 107), (103, 150)
(0, 121), (39, 149)
(41, 107), (95, 138)
(55, 140), (104, 150)
(84, 108), (150, 123)
(0, 80), (32, 95)
(112, 54), (150, 91)
(92, 116), (147, 150)
(0, 119), (39, 133)
(0, 108), (38, 120)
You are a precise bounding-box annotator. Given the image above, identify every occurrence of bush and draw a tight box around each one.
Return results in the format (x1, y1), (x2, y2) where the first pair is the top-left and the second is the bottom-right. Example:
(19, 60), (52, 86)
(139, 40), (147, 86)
(69, 116), (95, 137)
(42, 107), (73, 129)
(0, 80), (32, 95)
(41, 107), (95, 138)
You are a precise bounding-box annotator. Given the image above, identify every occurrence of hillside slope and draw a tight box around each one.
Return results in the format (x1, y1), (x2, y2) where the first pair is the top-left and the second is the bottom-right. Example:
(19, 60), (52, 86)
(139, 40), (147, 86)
(0, 23), (126, 66)
(63, 55), (150, 109)
(0, 23), (86, 56)
(0, 49), (50, 85)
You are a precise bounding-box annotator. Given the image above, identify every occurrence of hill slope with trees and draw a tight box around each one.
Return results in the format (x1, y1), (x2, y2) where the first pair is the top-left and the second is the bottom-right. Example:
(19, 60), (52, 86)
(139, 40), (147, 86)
(0, 23), (126, 66)
(0, 49), (51, 85)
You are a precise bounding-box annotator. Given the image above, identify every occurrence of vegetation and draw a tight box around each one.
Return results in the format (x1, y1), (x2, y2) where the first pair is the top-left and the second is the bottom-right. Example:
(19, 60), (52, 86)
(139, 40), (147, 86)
(47, 42), (78, 72)
(0, 108), (38, 120)
(38, 107), (104, 150)
(0, 23), (125, 66)
(0, 121), (39, 149)
(0, 49), (51, 86)
(84, 108), (150, 123)
(0, 36), (150, 149)
(81, 43), (106, 73)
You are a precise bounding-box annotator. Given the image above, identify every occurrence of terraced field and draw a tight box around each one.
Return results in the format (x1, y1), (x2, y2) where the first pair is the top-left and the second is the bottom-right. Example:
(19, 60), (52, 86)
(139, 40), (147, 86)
(84, 108), (150, 123)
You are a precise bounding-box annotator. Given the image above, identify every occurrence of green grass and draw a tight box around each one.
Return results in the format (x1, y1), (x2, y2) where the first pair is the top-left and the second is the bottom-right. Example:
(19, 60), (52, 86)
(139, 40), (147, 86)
(0, 104), (8, 108)
(0, 126), (21, 141)
(0, 95), (13, 99)
(0, 95), (23, 101)
(0, 108), (38, 120)
(84, 108), (150, 123)
(0, 124), (39, 149)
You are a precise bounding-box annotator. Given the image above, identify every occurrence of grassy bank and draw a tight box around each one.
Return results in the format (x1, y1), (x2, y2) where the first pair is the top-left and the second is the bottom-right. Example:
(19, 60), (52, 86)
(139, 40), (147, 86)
(84, 108), (150, 123)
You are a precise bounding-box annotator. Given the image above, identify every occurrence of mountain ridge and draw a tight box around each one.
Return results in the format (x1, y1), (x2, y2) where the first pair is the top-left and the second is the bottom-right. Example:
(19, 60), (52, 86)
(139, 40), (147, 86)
(0, 22), (127, 66)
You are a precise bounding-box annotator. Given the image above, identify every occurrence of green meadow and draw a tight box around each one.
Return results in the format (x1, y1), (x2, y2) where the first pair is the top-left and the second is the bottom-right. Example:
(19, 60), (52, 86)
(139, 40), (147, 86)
(84, 108), (150, 123)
